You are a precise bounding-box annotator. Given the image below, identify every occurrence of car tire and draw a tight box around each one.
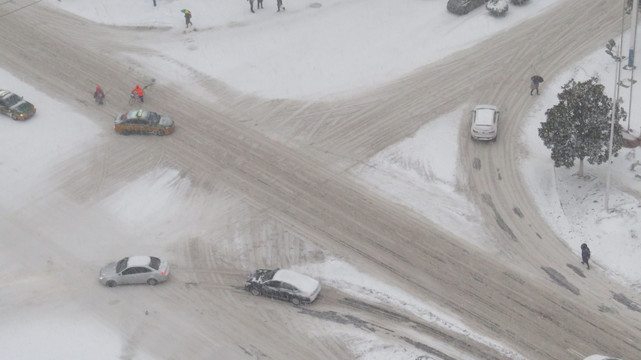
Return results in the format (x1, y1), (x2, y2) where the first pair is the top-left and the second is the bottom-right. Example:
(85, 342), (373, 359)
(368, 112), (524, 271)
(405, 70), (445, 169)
(121, 130), (130, 136)
(250, 287), (261, 296)
(155, 130), (165, 136)
(106, 280), (117, 287)
(290, 297), (301, 306)
(147, 279), (158, 286)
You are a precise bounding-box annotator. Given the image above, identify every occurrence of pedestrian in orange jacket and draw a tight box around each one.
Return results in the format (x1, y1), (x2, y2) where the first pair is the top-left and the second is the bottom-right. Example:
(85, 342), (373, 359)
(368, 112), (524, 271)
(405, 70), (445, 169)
(132, 84), (144, 103)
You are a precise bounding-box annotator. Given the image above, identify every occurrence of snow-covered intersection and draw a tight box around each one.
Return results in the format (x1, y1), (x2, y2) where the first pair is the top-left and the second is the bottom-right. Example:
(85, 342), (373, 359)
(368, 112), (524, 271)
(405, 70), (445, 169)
(1, 0), (641, 359)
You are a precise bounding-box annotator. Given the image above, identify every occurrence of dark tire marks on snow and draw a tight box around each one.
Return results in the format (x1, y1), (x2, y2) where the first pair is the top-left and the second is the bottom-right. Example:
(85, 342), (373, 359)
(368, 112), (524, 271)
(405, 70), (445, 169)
(541, 267), (579, 295)
(472, 158), (481, 170)
(299, 298), (510, 360)
(612, 292), (641, 313)
(481, 194), (518, 242)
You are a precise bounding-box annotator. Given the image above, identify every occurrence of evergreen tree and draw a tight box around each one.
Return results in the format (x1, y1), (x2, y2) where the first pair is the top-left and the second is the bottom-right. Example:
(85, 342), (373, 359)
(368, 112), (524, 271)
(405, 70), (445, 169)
(538, 77), (625, 177)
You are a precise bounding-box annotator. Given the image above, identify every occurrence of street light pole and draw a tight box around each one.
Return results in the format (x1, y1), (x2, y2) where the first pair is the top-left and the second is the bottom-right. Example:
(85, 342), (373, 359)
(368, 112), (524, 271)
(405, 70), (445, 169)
(624, 0), (639, 132)
(604, 0), (628, 212)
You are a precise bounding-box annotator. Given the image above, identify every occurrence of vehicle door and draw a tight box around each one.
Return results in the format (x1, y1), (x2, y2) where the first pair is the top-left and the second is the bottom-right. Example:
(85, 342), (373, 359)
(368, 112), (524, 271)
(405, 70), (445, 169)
(262, 280), (283, 299)
(279, 282), (298, 301)
(121, 267), (151, 284)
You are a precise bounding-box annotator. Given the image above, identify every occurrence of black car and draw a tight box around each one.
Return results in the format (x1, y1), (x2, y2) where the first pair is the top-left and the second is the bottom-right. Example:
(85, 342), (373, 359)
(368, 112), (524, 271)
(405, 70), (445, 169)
(0, 90), (36, 120)
(447, 0), (487, 15)
(245, 268), (321, 305)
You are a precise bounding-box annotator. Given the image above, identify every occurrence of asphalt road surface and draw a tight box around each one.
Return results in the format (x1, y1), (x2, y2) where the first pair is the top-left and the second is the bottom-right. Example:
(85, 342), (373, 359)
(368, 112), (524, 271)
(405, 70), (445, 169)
(2, 0), (641, 359)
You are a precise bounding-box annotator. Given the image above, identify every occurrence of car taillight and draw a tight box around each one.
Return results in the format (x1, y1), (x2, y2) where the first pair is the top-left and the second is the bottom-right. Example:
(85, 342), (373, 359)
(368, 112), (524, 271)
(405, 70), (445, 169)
(162, 271), (166, 275)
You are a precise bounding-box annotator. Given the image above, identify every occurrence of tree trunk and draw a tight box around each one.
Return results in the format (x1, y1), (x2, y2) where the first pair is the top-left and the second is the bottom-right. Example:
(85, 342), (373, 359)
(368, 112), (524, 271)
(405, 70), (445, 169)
(578, 158), (584, 177)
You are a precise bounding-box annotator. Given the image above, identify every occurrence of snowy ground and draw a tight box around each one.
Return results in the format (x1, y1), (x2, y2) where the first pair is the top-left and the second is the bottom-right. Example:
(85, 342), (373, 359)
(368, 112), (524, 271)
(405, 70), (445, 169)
(1, 0), (639, 359)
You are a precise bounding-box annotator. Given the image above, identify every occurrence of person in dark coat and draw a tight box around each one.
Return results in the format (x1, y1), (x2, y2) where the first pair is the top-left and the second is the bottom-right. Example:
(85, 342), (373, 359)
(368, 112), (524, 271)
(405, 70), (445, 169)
(530, 78), (539, 95)
(581, 243), (591, 269)
(257, 0), (263, 9)
(248, 0), (255, 13)
(94, 85), (105, 104)
(530, 75), (543, 96)
(277, 0), (283, 11)
(184, 10), (192, 28)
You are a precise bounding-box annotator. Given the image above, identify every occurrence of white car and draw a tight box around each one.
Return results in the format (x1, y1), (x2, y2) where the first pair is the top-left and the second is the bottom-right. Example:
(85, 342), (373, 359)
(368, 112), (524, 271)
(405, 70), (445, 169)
(471, 105), (499, 141)
(99, 256), (169, 287)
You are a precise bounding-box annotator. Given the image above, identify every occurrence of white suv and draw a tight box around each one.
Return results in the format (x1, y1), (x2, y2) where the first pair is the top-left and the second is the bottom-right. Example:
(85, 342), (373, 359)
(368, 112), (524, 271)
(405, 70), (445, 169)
(471, 105), (499, 141)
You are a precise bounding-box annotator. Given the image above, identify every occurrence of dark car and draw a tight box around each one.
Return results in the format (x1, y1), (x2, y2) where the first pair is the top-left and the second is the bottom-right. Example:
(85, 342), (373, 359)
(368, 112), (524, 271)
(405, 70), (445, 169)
(245, 268), (321, 305)
(114, 109), (174, 136)
(447, 0), (487, 15)
(0, 90), (36, 120)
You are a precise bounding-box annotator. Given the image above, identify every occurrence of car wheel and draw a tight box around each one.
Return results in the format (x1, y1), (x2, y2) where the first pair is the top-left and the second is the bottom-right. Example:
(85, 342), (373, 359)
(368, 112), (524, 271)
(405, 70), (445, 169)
(106, 280), (117, 287)
(290, 297), (301, 306)
(147, 279), (158, 286)
(155, 129), (165, 136)
(250, 287), (261, 296)
(120, 130), (130, 136)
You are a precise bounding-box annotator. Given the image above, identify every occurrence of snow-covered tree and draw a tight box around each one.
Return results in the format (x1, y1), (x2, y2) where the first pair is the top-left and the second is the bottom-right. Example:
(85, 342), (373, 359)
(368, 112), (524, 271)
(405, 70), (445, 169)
(511, 0), (528, 5)
(486, 0), (509, 16)
(538, 77), (625, 177)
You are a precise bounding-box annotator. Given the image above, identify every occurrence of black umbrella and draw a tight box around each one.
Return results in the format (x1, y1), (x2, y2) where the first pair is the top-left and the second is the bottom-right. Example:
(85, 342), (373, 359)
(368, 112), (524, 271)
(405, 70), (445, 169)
(531, 75), (544, 83)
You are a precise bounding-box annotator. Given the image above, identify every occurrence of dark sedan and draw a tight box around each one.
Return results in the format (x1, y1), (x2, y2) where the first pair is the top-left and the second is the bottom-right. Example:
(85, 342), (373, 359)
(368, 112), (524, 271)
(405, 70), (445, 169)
(0, 90), (36, 120)
(245, 268), (321, 305)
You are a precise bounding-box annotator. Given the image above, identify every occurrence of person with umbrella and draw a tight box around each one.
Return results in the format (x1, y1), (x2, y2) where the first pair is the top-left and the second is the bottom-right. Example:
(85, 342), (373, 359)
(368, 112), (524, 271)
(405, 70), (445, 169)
(182, 9), (193, 28)
(530, 75), (544, 96)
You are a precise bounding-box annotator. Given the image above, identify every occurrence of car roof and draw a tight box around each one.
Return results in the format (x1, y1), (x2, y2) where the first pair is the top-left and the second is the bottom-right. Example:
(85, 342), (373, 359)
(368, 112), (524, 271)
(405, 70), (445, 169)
(0, 90), (16, 98)
(126, 109), (150, 120)
(474, 105), (497, 126)
(127, 256), (152, 267)
(273, 269), (319, 292)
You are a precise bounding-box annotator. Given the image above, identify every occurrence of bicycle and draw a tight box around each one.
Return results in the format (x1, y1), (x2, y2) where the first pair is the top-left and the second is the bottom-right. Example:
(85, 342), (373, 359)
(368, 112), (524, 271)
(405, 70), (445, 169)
(129, 92), (143, 105)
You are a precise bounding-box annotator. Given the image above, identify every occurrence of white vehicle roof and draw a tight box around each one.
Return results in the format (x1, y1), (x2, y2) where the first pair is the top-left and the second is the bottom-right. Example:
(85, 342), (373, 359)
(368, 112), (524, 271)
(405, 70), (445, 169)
(273, 269), (319, 293)
(474, 105), (497, 126)
(127, 256), (151, 267)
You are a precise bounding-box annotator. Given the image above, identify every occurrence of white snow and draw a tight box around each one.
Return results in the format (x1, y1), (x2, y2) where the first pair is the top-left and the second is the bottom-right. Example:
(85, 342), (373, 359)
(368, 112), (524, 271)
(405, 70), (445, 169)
(1, 0), (639, 359)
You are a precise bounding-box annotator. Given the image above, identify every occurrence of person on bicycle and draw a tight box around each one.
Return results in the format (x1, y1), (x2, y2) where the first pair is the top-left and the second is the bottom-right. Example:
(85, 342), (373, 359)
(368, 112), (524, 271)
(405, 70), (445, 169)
(132, 84), (144, 103)
(94, 85), (105, 104)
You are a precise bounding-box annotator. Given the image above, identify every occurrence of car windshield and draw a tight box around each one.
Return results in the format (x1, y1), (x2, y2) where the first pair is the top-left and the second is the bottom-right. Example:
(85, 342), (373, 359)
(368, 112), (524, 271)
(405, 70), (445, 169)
(2, 93), (21, 107)
(115, 258), (128, 273)
(263, 269), (276, 281)
(149, 256), (161, 270)
(147, 112), (160, 125)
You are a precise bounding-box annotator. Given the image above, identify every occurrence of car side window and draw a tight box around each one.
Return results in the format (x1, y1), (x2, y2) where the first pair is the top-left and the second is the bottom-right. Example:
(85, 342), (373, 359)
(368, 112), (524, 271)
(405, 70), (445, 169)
(265, 281), (281, 288)
(122, 267), (151, 275)
(280, 283), (296, 291)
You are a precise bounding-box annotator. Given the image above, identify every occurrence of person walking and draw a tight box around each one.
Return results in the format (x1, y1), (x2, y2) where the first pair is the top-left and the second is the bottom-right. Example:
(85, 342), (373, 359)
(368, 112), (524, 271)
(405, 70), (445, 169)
(257, 0), (263, 9)
(277, 0), (283, 11)
(248, 0), (255, 13)
(132, 84), (144, 103)
(581, 243), (591, 270)
(184, 9), (192, 28)
(530, 75), (543, 96)
(93, 85), (105, 105)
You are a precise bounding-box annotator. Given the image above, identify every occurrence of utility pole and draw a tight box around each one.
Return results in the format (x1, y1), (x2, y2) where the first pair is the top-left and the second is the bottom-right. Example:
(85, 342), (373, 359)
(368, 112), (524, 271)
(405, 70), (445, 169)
(624, 0), (639, 132)
(604, 0), (628, 212)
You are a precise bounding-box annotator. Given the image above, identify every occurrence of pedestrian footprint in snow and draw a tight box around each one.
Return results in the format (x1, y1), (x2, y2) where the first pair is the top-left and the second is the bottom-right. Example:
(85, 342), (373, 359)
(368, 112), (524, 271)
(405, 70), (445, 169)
(248, 0), (255, 13)
(581, 243), (591, 270)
